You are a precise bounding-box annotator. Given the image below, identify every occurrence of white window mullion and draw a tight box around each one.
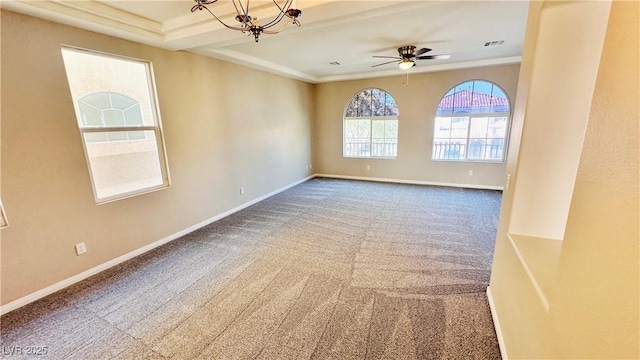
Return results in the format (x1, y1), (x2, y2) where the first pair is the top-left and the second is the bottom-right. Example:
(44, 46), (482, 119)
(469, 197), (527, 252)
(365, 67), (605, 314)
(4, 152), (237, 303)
(81, 125), (157, 133)
(464, 116), (472, 159)
(370, 119), (376, 157)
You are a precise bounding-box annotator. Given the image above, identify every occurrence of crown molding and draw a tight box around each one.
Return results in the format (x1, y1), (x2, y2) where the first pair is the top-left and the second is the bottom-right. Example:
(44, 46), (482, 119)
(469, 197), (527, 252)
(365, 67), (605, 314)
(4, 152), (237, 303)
(193, 47), (322, 84)
(1, 0), (165, 44)
(315, 56), (523, 83)
(188, 55), (522, 85)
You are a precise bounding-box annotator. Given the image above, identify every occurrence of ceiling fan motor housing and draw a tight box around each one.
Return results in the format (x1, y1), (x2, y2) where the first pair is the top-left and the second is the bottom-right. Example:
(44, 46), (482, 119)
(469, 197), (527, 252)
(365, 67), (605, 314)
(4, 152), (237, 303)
(399, 45), (417, 58)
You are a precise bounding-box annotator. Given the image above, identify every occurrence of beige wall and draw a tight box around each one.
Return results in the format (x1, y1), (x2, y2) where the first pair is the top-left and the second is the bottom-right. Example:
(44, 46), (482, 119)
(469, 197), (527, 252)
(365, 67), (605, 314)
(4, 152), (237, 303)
(551, 0), (639, 355)
(313, 65), (521, 188)
(509, 1), (611, 240)
(489, 1), (639, 358)
(0, 11), (313, 305)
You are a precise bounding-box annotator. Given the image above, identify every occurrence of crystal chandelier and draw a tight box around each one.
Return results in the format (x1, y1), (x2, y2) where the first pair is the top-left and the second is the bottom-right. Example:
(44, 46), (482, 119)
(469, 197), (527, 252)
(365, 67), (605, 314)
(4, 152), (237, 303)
(191, 0), (302, 42)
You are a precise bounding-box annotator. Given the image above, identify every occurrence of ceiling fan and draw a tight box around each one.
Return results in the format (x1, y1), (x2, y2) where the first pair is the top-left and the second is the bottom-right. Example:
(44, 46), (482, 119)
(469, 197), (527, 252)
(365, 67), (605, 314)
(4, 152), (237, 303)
(372, 45), (450, 70)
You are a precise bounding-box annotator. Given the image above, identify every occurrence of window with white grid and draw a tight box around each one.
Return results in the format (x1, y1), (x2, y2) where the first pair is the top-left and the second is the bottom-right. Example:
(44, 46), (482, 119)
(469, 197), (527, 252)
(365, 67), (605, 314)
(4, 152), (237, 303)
(61, 47), (170, 203)
(432, 80), (511, 162)
(343, 88), (399, 158)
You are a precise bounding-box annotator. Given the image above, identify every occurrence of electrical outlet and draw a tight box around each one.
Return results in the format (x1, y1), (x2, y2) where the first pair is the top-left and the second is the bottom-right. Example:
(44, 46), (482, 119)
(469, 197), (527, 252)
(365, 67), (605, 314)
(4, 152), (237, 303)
(240, 187), (245, 195)
(366, 165), (371, 171)
(468, 170), (473, 176)
(309, 164), (312, 169)
(75, 242), (87, 256)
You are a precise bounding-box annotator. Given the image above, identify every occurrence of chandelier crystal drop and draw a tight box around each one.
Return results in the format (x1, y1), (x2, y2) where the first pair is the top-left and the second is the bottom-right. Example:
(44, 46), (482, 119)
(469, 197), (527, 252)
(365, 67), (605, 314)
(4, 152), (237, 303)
(191, 0), (302, 42)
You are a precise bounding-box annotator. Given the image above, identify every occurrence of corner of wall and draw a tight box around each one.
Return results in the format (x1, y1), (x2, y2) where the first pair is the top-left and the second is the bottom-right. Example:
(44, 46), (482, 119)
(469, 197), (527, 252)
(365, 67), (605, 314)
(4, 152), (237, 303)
(486, 286), (508, 360)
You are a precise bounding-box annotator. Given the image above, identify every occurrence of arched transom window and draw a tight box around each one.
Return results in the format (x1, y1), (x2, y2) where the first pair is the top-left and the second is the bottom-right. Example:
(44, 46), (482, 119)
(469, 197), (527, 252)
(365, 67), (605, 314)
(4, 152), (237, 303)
(78, 91), (145, 142)
(343, 88), (399, 158)
(432, 80), (510, 162)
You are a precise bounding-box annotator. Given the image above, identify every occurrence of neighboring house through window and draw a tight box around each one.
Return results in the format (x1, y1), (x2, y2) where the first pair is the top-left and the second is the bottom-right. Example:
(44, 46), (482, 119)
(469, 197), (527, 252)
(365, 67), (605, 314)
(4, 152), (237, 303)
(343, 88), (399, 158)
(432, 80), (510, 162)
(61, 47), (170, 203)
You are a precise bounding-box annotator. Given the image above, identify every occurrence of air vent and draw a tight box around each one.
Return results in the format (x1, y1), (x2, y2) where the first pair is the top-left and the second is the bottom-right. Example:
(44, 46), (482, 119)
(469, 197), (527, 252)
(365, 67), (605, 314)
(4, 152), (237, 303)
(329, 61), (341, 66)
(484, 40), (505, 47)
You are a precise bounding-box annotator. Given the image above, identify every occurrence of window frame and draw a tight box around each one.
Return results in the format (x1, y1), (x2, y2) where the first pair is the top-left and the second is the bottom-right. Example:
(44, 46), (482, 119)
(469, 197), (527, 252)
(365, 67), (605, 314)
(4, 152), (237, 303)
(0, 198), (8, 228)
(343, 88), (399, 159)
(431, 80), (511, 163)
(61, 46), (171, 204)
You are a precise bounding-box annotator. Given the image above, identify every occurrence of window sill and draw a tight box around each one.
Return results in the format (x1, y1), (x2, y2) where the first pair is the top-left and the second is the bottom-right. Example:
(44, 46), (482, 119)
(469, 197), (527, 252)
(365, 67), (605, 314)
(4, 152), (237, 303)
(431, 158), (505, 164)
(343, 156), (397, 160)
(95, 182), (171, 205)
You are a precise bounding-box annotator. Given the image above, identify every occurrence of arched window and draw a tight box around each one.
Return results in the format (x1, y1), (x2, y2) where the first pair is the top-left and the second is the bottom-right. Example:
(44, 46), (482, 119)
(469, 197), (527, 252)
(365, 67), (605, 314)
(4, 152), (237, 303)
(78, 92), (144, 142)
(432, 80), (510, 162)
(343, 88), (399, 158)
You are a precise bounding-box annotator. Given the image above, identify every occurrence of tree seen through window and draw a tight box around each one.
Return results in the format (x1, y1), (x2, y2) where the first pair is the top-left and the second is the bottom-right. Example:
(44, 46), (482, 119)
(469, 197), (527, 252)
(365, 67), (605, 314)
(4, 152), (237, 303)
(344, 88), (399, 158)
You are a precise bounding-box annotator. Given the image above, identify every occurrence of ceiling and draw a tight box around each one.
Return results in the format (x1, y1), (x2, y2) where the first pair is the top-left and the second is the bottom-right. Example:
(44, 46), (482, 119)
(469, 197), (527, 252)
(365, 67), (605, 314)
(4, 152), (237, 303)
(2, 0), (529, 83)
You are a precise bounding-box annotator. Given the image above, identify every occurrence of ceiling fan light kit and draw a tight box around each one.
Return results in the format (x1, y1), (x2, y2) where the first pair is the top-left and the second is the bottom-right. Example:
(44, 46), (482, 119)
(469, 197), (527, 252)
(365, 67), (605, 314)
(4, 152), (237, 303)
(398, 58), (415, 70)
(372, 45), (451, 70)
(191, 0), (302, 42)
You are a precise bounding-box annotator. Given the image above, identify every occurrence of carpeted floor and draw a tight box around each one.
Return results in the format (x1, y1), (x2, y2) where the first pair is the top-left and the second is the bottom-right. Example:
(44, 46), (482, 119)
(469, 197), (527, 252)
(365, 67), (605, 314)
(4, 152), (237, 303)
(0, 178), (502, 359)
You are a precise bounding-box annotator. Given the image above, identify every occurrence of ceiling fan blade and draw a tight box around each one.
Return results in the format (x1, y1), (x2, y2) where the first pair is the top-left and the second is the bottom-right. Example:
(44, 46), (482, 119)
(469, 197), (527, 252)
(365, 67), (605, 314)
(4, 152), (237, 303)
(414, 47), (432, 56)
(371, 60), (400, 68)
(372, 56), (402, 59)
(416, 54), (451, 60)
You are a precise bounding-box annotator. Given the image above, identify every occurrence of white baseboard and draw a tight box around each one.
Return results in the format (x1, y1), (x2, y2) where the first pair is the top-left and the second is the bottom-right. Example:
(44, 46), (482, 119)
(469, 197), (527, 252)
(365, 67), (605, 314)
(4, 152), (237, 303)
(315, 173), (504, 191)
(0, 175), (314, 316)
(487, 286), (508, 360)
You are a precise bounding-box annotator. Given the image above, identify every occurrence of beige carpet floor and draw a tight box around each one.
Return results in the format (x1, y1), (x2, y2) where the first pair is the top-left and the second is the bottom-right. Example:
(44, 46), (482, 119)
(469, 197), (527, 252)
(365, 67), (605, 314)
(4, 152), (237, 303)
(1, 178), (502, 359)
